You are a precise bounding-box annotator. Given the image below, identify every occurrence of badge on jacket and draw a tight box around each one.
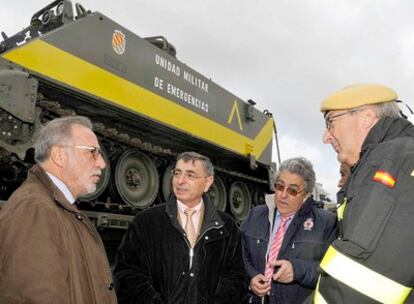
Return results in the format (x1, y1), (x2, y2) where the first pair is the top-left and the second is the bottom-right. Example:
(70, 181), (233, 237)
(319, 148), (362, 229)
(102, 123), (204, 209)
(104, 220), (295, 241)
(372, 170), (396, 188)
(303, 217), (314, 231)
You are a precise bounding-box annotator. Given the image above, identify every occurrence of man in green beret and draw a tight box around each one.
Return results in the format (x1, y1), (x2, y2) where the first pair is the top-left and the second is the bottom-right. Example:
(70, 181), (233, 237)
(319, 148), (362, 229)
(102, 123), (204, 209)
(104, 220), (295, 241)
(313, 84), (414, 303)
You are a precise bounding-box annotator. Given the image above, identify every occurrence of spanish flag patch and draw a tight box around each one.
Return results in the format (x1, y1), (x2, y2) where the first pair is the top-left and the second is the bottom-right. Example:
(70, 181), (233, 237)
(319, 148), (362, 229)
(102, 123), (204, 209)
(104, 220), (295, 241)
(372, 170), (396, 188)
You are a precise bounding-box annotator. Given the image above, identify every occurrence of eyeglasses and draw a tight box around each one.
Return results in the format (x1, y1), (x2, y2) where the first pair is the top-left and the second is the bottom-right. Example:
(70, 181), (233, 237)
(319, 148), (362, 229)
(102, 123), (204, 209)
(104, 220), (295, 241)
(325, 108), (363, 130)
(171, 169), (208, 181)
(275, 182), (305, 197)
(61, 145), (103, 160)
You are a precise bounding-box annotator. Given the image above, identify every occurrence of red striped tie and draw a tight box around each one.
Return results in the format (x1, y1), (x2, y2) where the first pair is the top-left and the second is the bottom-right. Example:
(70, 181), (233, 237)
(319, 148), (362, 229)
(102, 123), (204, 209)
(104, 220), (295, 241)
(264, 216), (290, 280)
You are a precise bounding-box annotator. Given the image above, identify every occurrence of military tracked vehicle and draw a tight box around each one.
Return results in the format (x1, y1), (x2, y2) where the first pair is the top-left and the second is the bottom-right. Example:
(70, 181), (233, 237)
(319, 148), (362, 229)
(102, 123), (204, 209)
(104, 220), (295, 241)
(0, 0), (278, 259)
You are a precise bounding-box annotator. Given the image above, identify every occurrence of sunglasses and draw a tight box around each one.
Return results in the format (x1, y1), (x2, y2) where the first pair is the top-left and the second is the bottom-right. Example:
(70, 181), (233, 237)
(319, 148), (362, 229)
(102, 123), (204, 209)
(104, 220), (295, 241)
(275, 182), (305, 197)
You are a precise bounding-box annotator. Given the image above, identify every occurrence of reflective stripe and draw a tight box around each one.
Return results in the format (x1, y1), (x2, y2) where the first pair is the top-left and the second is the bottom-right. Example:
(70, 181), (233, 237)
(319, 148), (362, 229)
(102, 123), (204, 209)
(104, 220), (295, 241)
(320, 246), (412, 304)
(314, 277), (328, 304)
(314, 291), (328, 304)
(336, 197), (347, 220)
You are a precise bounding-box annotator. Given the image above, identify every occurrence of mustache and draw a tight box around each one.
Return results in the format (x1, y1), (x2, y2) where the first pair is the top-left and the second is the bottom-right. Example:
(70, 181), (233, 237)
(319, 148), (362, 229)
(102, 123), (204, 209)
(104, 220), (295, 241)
(91, 170), (102, 177)
(175, 186), (189, 191)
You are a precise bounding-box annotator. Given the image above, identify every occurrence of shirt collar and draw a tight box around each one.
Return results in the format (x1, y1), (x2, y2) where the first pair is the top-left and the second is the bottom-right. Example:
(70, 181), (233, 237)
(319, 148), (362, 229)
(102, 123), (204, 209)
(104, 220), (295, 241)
(276, 210), (295, 221)
(46, 172), (76, 204)
(177, 199), (203, 213)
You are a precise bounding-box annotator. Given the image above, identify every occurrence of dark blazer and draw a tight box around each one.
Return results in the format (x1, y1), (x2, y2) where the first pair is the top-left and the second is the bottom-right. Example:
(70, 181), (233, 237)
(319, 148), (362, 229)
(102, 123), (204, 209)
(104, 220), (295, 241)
(241, 195), (337, 304)
(113, 194), (247, 304)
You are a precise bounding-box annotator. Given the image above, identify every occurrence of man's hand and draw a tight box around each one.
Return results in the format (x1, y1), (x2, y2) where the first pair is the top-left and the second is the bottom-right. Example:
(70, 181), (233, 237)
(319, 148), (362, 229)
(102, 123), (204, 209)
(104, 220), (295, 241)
(271, 259), (294, 283)
(249, 274), (271, 297)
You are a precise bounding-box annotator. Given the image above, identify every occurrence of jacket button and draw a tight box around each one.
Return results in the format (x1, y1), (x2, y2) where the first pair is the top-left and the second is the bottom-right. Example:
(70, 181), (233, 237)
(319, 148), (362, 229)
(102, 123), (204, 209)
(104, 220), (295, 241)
(189, 273), (194, 277)
(205, 236), (209, 240)
(108, 282), (114, 290)
(182, 271), (186, 275)
(215, 221), (219, 225)
(76, 214), (82, 220)
(220, 231), (223, 235)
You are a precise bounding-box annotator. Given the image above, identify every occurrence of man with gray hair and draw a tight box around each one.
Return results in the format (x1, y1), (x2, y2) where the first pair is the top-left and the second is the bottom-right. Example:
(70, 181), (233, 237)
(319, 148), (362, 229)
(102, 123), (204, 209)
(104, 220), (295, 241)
(241, 157), (337, 304)
(313, 84), (414, 303)
(0, 116), (117, 303)
(114, 151), (246, 304)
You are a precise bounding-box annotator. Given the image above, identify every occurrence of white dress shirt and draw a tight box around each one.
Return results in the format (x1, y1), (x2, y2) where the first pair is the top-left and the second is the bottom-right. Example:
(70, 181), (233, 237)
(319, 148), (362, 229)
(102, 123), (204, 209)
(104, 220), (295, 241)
(46, 172), (76, 204)
(177, 199), (203, 234)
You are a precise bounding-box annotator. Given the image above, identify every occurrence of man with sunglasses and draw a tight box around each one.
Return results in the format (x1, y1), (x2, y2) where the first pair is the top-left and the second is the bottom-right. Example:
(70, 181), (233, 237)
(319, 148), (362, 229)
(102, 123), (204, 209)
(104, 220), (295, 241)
(313, 84), (414, 303)
(241, 157), (337, 304)
(114, 151), (246, 304)
(0, 116), (116, 303)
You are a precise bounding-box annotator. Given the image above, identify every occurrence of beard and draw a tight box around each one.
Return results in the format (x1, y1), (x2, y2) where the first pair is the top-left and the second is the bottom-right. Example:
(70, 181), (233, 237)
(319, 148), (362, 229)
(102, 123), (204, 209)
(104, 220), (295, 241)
(83, 170), (102, 195)
(66, 150), (101, 197)
(85, 182), (97, 195)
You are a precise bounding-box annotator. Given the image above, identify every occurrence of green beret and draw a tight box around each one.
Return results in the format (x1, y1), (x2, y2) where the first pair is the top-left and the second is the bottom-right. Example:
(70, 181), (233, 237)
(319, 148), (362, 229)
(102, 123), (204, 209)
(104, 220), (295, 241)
(320, 84), (398, 112)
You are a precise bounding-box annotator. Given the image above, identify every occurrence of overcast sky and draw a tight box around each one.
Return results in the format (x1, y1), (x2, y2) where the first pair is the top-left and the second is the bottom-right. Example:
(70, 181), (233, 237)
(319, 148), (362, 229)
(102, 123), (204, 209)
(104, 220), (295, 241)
(2, 0), (414, 200)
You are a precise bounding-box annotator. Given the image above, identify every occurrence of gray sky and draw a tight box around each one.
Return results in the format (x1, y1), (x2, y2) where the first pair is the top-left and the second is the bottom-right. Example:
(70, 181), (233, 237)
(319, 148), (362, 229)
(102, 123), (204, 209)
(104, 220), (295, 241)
(2, 0), (414, 199)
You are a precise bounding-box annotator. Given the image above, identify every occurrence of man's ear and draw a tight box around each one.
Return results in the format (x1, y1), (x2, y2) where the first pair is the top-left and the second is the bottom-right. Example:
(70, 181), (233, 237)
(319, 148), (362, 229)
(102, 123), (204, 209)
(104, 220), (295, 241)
(204, 176), (214, 192)
(50, 146), (65, 167)
(361, 107), (378, 129)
